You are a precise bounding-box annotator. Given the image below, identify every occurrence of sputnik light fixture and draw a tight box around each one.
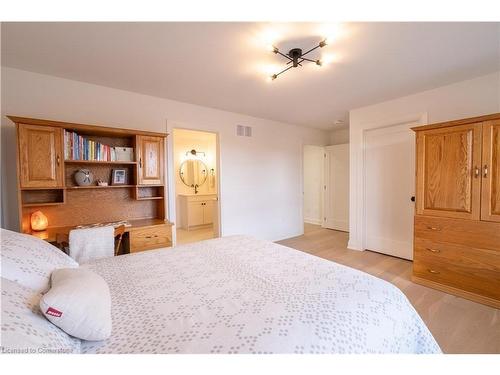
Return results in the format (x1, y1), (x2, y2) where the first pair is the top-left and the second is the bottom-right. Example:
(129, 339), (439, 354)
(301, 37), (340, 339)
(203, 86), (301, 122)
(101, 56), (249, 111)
(270, 39), (327, 81)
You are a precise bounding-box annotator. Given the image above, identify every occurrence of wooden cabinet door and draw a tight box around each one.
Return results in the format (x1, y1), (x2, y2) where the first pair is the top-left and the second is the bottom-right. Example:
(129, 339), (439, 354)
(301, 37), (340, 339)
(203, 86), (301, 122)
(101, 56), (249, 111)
(203, 200), (214, 224)
(137, 136), (164, 185)
(18, 124), (64, 188)
(415, 123), (482, 220)
(481, 120), (500, 222)
(188, 202), (204, 226)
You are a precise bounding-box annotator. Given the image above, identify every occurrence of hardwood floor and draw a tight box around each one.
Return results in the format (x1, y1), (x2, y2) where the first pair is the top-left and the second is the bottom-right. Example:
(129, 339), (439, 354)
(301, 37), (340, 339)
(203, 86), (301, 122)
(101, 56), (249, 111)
(277, 223), (500, 354)
(176, 225), (215, 245)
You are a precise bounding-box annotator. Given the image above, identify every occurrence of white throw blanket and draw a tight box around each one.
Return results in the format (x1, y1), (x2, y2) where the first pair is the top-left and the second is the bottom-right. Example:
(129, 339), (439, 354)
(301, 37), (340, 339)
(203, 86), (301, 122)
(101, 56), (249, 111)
(69, 226), (114, 264)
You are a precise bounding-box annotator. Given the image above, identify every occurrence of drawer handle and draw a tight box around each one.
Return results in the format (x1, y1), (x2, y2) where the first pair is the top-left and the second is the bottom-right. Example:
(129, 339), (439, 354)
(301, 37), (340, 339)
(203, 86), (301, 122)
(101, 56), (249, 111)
(427, 269), (440, 275)
(426, 226), (441, 231)
(145, 235), (158, 239)
(426, 248), (440, 253)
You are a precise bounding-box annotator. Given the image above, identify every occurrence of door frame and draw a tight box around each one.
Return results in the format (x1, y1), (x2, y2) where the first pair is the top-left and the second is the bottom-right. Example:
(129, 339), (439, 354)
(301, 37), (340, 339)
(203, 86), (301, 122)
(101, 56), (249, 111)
(166, 122), (222, 246)
(350, 112), (427, 251)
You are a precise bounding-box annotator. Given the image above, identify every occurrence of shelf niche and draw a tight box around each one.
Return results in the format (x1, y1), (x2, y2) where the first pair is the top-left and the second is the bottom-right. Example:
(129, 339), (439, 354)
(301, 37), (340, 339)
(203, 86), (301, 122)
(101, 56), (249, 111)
(21, 189), (65, 207)
(65, 163), (136, 188)
(134, 185), (165, 200)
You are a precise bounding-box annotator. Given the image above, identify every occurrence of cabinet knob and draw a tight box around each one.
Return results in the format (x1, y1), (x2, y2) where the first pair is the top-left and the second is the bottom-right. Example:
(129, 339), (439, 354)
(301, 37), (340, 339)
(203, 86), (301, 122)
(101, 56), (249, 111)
(410, 196), (415, 202)
(474, 166), (480, 178)
(484, 165), (488, 178)
(427, 269), (440, 275)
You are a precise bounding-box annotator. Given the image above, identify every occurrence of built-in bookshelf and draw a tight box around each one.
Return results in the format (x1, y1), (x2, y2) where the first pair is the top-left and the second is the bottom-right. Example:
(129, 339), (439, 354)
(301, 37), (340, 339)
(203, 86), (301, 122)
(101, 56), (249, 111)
(10, 116), (171, 252)
(63, 129), (116, 162)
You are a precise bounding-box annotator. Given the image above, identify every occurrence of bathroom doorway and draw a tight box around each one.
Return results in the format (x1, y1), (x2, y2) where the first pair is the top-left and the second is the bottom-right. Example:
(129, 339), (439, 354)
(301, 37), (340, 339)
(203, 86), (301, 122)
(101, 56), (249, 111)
(172, 128), (220, 245)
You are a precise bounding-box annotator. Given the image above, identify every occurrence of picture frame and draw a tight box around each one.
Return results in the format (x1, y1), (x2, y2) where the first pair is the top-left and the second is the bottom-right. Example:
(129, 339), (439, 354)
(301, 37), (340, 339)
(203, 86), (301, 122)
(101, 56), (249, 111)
(111, 169), (127, 185)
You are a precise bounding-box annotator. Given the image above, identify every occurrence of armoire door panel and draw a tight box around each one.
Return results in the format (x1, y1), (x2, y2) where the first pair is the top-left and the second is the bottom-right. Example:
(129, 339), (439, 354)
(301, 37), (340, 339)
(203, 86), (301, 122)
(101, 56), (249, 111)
(416, 123), (482, 220)
(18, 124), (64, 188)
(481, 120), (500, 222)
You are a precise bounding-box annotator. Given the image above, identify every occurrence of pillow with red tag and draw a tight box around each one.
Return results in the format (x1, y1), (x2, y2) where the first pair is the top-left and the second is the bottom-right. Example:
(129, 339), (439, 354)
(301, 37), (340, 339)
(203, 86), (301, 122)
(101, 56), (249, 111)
(1, 277), (81, 353)
(40, 267), (112, 341)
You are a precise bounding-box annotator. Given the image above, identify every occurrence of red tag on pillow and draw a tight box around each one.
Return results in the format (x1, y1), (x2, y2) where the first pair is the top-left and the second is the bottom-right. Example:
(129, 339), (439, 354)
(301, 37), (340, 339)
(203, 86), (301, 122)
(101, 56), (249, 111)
(46, 307), (63, 317)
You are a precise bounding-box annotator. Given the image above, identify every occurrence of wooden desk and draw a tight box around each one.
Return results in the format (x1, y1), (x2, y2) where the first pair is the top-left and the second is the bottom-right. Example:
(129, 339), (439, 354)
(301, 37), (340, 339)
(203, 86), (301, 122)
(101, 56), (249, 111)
(29, 218), (173, 254)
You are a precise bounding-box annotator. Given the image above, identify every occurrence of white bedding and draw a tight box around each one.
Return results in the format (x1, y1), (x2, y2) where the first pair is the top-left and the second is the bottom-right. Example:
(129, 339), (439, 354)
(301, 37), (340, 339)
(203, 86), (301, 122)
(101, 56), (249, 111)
(81, 235), (441, 354)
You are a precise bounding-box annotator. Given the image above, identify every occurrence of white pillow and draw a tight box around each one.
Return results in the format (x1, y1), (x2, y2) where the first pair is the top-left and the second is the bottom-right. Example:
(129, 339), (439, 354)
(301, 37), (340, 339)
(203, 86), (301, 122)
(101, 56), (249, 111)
(1, 277), (81, 353)
(1, 229), (79, 293)
(40, 268), (112, 341)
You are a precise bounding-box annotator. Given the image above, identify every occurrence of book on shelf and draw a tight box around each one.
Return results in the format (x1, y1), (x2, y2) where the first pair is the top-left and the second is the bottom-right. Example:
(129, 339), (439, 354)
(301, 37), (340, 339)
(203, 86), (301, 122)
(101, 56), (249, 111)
(64, 130), (125, 162)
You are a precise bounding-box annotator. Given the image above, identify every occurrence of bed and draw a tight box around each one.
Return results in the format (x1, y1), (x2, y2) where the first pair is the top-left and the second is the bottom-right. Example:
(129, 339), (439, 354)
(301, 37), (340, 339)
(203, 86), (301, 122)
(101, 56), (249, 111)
(1, 230), (440, 354)
(76, 235), (440, 354)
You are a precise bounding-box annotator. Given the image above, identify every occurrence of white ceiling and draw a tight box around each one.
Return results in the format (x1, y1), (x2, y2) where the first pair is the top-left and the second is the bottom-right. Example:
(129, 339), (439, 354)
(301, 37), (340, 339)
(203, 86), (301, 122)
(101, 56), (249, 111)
(2, 22), (499, 129)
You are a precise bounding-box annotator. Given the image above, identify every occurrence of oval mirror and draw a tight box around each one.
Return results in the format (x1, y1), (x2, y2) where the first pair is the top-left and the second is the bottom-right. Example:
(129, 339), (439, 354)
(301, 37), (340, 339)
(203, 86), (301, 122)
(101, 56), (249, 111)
(179, 159), (208, 187)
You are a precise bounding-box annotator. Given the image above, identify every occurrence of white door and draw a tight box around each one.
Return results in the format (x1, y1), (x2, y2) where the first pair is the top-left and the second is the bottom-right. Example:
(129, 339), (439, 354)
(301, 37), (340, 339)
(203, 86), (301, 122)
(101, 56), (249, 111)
(323, 144), (349, 231)
(303, 145), (325, 225)
(364, 123), (416, 260)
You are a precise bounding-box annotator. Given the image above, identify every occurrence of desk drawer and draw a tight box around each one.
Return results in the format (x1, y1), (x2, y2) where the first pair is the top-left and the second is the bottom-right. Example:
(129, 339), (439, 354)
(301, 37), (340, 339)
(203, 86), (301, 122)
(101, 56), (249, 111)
(130, 224), (171, 253)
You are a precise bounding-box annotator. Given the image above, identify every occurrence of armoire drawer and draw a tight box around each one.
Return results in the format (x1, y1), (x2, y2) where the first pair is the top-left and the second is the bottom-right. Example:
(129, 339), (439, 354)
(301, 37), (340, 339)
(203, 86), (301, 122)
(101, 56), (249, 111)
(129, 224), (172, 253)
(413, 258), (500, 300)
(414, 215), (500, 251)
(414, 237), (500, 272)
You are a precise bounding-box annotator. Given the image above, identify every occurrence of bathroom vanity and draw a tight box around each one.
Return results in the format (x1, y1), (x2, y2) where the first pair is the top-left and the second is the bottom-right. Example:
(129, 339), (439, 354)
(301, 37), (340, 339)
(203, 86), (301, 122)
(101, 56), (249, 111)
(178, 194), (217, 230)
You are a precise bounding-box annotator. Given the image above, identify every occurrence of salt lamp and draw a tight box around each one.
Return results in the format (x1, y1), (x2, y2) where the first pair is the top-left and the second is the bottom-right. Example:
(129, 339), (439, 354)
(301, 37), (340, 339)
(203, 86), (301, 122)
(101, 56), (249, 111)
(31, 210), (48, 231)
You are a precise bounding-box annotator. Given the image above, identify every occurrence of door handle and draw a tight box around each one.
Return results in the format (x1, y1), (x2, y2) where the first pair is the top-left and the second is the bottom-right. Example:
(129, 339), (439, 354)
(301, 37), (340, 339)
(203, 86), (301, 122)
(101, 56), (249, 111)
(139, 158), (142, 169)
(56, 155), (60, 166)
(474, 166), (480, 178)
(484, 165), (488, 178)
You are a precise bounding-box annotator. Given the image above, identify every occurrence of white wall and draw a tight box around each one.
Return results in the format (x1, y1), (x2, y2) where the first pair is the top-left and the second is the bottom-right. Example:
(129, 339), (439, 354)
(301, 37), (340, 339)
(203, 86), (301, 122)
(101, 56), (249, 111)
(1, 67), (329, 241)
(348, 71), (500, 250)
(329, 127), (350, 145)
(303, 145), (324, 225)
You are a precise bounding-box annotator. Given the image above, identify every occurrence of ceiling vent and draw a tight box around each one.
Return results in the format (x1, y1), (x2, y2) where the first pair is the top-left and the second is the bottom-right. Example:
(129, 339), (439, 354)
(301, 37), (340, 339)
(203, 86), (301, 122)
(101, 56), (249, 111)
(236, 125), (252, 137)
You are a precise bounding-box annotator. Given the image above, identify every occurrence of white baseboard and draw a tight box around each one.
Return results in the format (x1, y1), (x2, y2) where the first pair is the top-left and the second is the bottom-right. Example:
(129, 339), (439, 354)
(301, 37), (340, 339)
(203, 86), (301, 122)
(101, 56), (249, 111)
(325, 219), (349, 232)
(347, 239), (363, 251)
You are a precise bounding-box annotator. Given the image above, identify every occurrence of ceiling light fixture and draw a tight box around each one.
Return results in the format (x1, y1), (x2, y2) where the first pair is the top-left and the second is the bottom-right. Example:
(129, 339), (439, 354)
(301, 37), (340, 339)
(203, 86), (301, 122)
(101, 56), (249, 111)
(269, 39), (327, 81)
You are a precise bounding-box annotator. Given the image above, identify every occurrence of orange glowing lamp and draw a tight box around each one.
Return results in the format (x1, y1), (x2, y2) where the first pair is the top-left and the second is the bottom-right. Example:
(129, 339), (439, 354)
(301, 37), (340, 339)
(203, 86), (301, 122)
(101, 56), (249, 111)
(31, 211), (48, 231)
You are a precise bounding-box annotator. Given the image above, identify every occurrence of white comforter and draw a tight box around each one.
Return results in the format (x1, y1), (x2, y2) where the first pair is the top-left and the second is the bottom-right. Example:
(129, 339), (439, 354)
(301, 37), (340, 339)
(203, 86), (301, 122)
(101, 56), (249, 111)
(81, 235), (441, 354)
